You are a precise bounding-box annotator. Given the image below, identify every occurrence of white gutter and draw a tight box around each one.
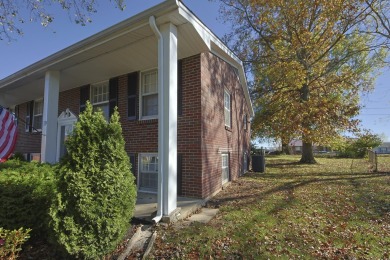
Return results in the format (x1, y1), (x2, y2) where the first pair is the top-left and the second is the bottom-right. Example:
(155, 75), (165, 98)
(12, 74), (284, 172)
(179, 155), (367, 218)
(149, 15), (164, 224)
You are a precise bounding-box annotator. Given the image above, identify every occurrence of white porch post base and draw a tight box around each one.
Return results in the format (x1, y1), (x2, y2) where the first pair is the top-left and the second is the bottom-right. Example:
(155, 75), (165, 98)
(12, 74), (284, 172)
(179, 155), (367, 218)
(159, 22), (178, 217)
(41, 71), (60, 163)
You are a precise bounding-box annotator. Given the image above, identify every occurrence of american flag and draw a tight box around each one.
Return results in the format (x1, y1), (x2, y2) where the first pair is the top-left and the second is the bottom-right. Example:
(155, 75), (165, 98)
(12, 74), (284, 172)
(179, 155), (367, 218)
(0, 107), (18, 162)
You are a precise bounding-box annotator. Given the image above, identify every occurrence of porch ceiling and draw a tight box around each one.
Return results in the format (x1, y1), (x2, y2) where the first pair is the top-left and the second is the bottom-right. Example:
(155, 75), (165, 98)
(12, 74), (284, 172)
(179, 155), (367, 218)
(0, 7), (208, 107)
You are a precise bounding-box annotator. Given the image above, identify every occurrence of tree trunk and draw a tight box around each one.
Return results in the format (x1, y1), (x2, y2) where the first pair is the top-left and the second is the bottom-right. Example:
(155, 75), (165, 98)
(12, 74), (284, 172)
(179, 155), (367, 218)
(282, 142), (290, 155)
(299, 82), (316, 163)
(300, 141), (316, 164)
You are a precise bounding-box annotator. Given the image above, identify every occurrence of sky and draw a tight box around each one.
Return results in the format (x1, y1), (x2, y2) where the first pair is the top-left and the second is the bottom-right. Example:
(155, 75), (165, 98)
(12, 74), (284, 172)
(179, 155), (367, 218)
(0, 0), (389, 142)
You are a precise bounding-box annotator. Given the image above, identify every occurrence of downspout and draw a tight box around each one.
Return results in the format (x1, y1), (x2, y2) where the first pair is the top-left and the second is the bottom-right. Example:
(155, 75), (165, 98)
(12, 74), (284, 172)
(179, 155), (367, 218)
(149, 15), (164, 224)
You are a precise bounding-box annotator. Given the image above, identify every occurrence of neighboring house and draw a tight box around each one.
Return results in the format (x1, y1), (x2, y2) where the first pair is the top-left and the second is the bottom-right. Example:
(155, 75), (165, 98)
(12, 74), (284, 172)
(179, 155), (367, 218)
(289, 139), (303, 154)
(289, 139), (332, 154)
(0, 0), (253, 221)
(373, 142), (390, 154)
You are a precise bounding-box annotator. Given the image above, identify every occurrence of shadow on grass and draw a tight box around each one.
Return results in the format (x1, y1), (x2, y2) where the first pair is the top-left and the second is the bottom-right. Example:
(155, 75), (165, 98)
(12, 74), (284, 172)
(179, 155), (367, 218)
(265, 161), (304, 168)
(254, 171), (389, 179)
(213, 171), (389, 218)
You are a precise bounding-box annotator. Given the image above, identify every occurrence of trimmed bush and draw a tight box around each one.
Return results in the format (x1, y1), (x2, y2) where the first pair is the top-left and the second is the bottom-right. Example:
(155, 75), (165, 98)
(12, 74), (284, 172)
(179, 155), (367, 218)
(0, 227), (31, 260)
(50, 103), (137, 259)
(0, 160), (56, 236)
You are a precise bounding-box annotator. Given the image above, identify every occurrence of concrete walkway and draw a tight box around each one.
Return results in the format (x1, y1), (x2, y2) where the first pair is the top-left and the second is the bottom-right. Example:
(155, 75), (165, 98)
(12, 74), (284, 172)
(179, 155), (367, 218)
(186, 208), (219, 223)
(134, 192), (205, 222)
(124, 193), (219, 259)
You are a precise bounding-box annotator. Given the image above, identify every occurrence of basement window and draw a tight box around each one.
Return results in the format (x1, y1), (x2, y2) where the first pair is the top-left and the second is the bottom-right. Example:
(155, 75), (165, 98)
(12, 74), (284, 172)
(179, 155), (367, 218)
(222, 153), (229, 185)
(138, 153), (158, 192)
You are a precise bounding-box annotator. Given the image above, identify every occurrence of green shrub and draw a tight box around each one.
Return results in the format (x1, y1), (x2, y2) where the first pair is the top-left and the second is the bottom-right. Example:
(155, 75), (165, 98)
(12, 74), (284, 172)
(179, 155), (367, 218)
(9, 152), (26, 161)
(50, 103), (137, 259)
(0, 160), (56, 236)
(0, 227), (31, 260)
(336, 131), (382, 158)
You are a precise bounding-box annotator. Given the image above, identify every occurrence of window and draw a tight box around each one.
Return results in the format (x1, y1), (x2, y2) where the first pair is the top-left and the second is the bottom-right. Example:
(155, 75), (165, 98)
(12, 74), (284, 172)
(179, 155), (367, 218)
(244, 114), (247, 130)
(224, 90), (231, 127)
(139, 153), (158, 192)
(91, 81), (109, 121)
(140, 70), (158, 119)
(33, 99), (43, 131)
(221, 153), (229, 185)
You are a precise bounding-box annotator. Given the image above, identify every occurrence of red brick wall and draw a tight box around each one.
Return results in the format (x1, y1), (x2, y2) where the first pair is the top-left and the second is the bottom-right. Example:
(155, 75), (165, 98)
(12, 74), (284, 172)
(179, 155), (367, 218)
(14, 103), (42, 155)
(12, 52), (251, 200)
(14, 88), (80, 157)
(200, 52), (251, 198)
(115, 55), (202, 197)
(177, 55), (202, 198)
(117, 73), (158, 180)
(58, 88), (80, 116)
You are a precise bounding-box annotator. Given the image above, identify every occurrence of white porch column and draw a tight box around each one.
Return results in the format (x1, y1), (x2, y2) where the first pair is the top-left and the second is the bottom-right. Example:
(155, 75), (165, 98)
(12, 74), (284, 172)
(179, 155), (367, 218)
(159, 22), (178, 217)
(41, 71), (60, 163)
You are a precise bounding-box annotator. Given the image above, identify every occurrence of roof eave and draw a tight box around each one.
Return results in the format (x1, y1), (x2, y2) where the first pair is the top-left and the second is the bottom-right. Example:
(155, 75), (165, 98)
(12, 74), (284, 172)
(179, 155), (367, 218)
(0, 0), (180, 88)
(177, 1), (254, 117)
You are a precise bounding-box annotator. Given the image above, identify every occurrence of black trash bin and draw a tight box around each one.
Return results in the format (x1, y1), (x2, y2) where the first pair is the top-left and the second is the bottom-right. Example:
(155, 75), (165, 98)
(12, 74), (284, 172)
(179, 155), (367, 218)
(252, 149), (266, 172)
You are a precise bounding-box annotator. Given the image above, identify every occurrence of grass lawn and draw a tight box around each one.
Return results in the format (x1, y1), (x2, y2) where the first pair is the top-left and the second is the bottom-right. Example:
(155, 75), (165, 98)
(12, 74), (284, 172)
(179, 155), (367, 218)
(151, 155), (390, 259)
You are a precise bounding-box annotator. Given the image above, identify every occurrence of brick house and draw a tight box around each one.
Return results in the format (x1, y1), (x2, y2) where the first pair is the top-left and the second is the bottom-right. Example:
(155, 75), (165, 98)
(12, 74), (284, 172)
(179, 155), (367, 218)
(0, 0), (253, 220)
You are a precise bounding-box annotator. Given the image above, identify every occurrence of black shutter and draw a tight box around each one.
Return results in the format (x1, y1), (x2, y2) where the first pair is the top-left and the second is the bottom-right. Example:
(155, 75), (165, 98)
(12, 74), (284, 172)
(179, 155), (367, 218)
(178, 60), (183, 116)
(109, 77), (119, 117)
(27, 101), (34, 132)
(79, 85), (90, 113)
(129, 153), (137, 179)
(15, 105), (19, 127)
(127, 72), (138, 120)
(177, 154), (183, 196)
(129, 153), (136, 170)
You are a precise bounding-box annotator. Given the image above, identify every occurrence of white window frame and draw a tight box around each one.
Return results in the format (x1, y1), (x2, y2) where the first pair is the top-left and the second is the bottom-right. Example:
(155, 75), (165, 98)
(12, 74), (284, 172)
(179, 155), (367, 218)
(221, 153), (229, 185)
(139, 69), (158, 120)
(224, 90), (231, 128)
(91, 81), (109, 121)
(33, 99), (43, 132)
(138, 153), (159, 193)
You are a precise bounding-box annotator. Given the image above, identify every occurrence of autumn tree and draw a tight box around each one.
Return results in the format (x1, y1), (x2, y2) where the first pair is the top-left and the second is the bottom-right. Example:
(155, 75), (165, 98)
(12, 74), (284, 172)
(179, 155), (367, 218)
(220, 0), (387, 163)
(0, 0), (125, 41)
(364, 0), (390, 44)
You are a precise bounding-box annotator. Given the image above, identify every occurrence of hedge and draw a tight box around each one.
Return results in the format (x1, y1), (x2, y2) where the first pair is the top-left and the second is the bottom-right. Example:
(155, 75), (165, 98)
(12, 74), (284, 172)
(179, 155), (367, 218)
(0, 160), (56, 237)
